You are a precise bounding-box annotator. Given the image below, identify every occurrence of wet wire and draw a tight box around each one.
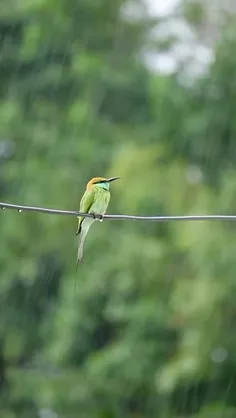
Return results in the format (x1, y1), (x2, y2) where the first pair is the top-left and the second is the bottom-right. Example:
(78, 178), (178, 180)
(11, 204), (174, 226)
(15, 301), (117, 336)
(0, 201), (236, 222)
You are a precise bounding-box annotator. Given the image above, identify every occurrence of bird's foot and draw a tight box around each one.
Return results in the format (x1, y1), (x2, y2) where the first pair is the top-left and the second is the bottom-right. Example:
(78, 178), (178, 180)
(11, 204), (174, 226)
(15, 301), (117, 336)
(92, 213), (104, 222)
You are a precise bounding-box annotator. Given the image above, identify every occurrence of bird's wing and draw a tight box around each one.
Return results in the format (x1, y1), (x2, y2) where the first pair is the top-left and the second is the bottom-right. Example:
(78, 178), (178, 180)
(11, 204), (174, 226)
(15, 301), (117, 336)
(76, 188), (95, 235)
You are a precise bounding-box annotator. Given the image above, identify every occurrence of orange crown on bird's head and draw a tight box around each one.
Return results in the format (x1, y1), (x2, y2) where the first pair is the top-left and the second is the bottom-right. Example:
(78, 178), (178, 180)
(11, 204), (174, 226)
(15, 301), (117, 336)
(86, 176), (120, 191)
(86, 177), (106, 191)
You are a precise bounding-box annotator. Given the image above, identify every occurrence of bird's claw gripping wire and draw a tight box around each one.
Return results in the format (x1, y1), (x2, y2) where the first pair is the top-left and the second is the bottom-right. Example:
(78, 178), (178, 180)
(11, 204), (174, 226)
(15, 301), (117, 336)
(93, 213), (104, 222)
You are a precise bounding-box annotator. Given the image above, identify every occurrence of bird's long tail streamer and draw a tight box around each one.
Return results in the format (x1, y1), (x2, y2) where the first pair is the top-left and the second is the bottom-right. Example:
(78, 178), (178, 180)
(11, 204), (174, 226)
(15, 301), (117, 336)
(74, 218), (94, 292)
(73, 228), (83, 293)
(77, 235), (84, 262)
(73, 233), (84, 293)
(74, 261), (79, 294)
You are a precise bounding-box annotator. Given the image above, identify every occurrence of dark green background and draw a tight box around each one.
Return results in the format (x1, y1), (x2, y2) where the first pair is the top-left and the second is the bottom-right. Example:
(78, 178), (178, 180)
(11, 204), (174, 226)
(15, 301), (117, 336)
(0, 0), (236, 417)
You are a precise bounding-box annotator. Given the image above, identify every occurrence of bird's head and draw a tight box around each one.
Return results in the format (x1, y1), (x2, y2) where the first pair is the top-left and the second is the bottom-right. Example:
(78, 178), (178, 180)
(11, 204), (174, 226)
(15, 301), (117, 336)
(86, 176), (120, 191)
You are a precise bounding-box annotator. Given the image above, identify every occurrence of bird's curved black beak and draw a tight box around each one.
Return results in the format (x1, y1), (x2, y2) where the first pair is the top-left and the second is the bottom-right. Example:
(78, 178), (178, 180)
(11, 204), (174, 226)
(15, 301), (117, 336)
(106, 176), (120, 183)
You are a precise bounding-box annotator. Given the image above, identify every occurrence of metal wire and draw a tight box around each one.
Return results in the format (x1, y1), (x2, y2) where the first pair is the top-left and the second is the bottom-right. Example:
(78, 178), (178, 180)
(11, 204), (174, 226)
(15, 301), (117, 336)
(0, 201), (236, 222)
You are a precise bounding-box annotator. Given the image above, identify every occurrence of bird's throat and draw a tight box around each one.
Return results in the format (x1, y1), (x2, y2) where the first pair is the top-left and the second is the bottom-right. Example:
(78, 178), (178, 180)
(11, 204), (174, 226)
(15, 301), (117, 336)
(96, 182), (109, 191)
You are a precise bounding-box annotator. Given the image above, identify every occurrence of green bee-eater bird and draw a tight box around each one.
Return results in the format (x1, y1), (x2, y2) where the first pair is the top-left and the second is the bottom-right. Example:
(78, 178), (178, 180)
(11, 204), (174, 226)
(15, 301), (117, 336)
(76, 176), (120, 262)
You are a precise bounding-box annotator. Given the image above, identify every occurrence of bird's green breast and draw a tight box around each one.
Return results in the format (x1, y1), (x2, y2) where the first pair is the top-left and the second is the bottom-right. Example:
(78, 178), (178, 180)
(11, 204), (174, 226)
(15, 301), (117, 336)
(91, 186), (110, 214)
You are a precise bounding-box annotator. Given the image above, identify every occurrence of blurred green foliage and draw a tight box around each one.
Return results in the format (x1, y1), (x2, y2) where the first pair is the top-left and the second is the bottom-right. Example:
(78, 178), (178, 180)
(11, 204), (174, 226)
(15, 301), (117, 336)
(0, 0), (236, 417)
